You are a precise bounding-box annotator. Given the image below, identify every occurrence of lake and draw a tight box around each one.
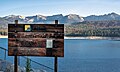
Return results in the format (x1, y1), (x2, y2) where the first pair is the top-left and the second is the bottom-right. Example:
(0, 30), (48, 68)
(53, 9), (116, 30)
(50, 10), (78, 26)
(0, 38), (120, 72)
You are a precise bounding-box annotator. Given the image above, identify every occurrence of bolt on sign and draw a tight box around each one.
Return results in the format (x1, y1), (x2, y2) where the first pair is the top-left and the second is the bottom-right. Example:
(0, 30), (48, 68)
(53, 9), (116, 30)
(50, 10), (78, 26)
(8, 24), (64, 57)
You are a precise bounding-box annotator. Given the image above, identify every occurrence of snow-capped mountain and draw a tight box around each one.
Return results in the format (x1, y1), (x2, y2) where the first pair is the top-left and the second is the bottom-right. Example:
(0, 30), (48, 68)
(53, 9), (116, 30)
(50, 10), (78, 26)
(25, 15), (46, 23)
(1, 12), (120, 28)
(60, 14), (84, 23)
(2, 14), (84, 24)
(3, 15), (25, 22)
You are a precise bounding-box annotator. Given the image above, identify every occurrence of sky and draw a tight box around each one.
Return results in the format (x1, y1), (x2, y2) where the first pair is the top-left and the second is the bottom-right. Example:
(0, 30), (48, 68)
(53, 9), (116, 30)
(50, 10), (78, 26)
(0, 0), (120, 17)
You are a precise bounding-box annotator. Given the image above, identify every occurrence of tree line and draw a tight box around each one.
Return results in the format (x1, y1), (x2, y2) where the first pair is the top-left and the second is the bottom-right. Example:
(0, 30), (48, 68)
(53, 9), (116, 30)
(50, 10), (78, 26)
(65, 20), (120, 37)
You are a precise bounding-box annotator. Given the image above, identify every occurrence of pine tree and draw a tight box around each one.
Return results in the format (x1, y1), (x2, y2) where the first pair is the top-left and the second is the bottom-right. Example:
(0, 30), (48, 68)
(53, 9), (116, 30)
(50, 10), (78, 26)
(26, 57), (31, 72)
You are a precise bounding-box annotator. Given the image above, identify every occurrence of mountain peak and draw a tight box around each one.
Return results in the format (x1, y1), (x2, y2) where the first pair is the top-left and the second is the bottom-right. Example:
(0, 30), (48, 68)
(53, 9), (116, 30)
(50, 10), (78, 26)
(36, 15), (45, 17)
(4, 15), (25, 19)
(67, 14), (79, 16)
(107, 12), (120, 19)
(84, 12), (120, 21)
(66, 14), (83, 19)
(109, 12), (118, 15)
(107, 12), (119, 16)
(52, 14), (63, 16)
(4, 15), (16, 18)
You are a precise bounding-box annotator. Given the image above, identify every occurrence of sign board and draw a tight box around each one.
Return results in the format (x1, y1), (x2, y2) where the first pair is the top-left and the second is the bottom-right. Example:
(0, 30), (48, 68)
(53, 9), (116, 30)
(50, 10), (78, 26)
(8, 24), (64, 57)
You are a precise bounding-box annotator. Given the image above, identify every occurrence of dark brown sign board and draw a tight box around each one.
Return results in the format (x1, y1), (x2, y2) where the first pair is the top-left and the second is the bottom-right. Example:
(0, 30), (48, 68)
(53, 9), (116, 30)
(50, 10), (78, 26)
(8, 24), (64, 57)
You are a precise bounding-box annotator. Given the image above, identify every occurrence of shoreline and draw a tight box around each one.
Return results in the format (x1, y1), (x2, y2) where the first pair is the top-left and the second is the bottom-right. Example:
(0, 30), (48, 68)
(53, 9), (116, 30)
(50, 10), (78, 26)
(0, 35), (8, 38)
(64, 36), (120, 40)
(1, 35), (120, 40)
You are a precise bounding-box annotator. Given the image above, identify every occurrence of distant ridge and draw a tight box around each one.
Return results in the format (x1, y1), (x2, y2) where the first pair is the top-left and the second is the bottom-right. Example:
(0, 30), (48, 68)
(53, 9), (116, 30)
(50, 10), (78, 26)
(0, 12), (120, 28)
(84, 12), (120, 21)
(2, 14), (84, 24)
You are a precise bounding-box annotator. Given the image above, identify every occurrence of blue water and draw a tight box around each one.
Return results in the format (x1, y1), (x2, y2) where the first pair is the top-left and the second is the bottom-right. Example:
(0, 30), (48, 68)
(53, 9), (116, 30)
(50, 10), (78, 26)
(0, 38), (8, 48)
(1, 38), (120, 72)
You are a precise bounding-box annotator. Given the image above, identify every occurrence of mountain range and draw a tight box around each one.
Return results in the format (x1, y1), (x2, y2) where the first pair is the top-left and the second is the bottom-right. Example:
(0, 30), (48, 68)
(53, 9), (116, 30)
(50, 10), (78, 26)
(0, 12), (120, 28)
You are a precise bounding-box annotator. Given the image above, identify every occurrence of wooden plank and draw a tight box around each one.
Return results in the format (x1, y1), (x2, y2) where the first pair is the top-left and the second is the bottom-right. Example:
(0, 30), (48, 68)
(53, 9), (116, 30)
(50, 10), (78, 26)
(9, 47), (63, 56)
(9, 47), (46, 56)
(8, 32), (64, 38)
(31, 24), (64, 29)
(53, 39), (64, 48)
(8, 24), (24, 32)
(9, 38), (46, 47)
(52, 48), (64, 57)
(9, 38), (64, 48)
(46, 48), (64, 57)
(30, 28), (64, 32)
(8, 24), (64, 32)
(9, 38), (63, 47)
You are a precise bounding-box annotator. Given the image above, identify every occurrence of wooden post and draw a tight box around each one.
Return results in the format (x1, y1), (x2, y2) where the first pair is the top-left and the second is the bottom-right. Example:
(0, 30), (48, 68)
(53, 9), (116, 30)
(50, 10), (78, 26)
(14, 20), (18, 72)
(14, 56), (18, 72)
(54, 57), (58, 72)
(54, 20), (58, 72)
(15, 20), (18, 24)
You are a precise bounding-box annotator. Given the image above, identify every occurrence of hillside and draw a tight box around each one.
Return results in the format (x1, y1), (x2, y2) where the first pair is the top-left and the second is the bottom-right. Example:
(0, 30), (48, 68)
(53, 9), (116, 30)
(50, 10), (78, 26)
(65, 20), (120, 37)
(84, 12), (120, 21)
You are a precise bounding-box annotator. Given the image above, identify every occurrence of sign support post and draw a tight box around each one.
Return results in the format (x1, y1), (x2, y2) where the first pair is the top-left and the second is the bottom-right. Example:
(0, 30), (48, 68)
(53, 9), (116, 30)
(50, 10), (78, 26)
(54, 20), (58, 72)
(54, 57), (58, 72)
(14, 20), (18, 72)
(14, 56), (18, 72)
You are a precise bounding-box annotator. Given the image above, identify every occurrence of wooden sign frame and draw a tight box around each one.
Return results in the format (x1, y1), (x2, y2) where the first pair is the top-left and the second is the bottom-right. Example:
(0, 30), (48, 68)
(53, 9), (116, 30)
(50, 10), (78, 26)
(8, 20), (62, 72)
(8, 22), (64, 57)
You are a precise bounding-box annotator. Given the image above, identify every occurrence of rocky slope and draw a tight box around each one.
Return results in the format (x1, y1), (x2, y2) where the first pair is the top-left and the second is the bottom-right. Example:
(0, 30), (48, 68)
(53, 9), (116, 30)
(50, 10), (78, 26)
(0, 59), (46, 72)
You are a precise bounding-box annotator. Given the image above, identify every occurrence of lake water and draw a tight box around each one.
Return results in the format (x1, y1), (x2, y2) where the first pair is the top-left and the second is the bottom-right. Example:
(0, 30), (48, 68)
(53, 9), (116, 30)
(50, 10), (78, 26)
(1, 38), (120, 72)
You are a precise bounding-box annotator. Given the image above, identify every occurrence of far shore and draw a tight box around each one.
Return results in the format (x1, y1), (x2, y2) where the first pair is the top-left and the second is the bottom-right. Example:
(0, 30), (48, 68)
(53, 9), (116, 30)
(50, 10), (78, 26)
(0, 35), (120, 40)
(65, 36), (120, 40)
(0, 35), (8, 38)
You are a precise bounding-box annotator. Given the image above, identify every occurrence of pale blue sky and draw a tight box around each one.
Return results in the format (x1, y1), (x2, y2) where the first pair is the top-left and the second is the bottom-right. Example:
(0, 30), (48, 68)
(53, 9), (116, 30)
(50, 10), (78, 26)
(0, 0), (120, 17)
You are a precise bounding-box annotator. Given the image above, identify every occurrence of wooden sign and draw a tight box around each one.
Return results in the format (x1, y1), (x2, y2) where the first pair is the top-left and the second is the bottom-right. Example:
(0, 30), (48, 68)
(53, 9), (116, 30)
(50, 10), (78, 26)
(8, 24), (64, 57)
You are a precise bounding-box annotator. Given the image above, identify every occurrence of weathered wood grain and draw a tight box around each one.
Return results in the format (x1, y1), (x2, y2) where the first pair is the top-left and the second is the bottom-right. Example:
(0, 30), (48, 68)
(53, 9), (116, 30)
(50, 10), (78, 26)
(8, 24), (64, 57)
(8, 32), (64, 38)
(8, 47), (46, 56)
